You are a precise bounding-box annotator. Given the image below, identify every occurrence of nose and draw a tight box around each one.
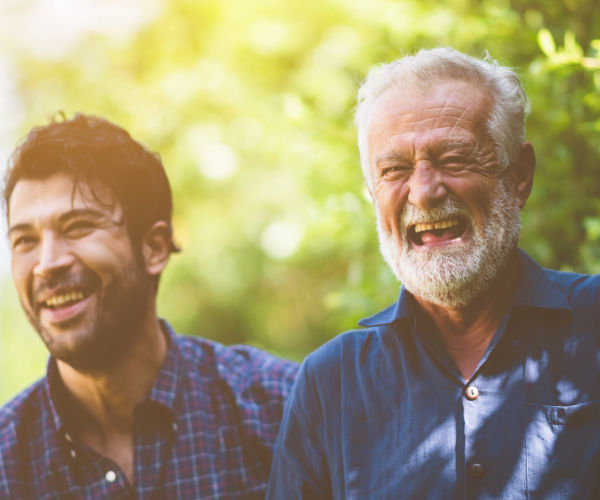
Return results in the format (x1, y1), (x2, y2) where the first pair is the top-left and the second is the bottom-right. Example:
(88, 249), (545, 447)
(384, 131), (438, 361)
(406, 162), (448, 209)
(33, 232), (74, 278)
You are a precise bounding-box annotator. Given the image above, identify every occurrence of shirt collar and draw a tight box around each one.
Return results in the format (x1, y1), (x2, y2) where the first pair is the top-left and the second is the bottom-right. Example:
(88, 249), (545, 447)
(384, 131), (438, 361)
(511, 249), (571, 311)
(358, 287), (414, 327)
(40, 358), (75, 471)
(42, 319), (186, 465)
(358, 249), (571, 328)
(44, 357), (68, 438)
(145, 320), (186, 414)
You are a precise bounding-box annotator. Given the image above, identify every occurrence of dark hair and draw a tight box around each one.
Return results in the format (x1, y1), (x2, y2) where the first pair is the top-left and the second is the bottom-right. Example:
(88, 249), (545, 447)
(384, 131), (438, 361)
(3, 113), (180, 255)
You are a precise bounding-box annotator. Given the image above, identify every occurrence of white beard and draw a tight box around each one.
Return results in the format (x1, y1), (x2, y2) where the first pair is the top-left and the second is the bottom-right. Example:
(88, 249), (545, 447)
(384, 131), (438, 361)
(375, 178), (521, 307)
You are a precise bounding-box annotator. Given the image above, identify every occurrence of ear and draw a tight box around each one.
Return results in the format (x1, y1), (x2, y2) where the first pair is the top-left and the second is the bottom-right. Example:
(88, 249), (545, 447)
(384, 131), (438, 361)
(509, 142), (536, 209)
(141, 221), (171, 277)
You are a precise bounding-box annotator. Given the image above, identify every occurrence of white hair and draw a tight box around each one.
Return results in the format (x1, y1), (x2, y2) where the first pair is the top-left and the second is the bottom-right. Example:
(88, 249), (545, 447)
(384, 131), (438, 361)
(354, 47), (529, 190)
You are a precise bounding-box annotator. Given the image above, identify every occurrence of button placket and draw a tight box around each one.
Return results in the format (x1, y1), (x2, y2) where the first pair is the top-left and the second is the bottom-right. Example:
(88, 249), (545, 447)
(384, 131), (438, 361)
(467, 462), (485, 479)
(463, 381), (485, 489)
(465, 385), (479, 400)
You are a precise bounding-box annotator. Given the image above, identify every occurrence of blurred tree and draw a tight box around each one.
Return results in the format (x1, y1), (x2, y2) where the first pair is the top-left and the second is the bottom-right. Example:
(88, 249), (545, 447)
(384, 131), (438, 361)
(1, 0), (599, 403)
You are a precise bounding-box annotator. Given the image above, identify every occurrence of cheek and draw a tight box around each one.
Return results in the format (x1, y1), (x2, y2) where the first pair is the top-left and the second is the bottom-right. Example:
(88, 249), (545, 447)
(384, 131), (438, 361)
(84, 247), (141, 286)
(78, 233), (137, 269)
(375, 182), (407, 231)
(449, 178), (498, 217)
(472, 186), (500, 219)
(11, 256), (34, 299)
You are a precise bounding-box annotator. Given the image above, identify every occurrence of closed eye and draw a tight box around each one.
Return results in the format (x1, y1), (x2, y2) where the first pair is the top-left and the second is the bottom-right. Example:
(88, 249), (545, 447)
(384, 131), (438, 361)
(381, 165), (412, 177)
(64, 219), (97, 237)
(11, 234), (38, 252)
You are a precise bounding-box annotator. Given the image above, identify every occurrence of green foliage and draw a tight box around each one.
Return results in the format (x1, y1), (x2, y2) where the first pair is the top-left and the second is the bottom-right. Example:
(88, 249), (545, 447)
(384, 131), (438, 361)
(1, 0), (600, 402)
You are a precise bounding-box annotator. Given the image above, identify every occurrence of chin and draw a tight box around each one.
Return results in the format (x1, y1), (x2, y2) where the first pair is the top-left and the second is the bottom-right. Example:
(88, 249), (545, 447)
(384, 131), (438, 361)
(376, 176), (522, 308)
(376, 200), (521, 309)
(383, 240), (490, 307)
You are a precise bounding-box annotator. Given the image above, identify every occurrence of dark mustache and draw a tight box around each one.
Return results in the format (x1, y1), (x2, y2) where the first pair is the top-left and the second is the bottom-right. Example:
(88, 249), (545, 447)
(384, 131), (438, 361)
(33, 271), (97, 299)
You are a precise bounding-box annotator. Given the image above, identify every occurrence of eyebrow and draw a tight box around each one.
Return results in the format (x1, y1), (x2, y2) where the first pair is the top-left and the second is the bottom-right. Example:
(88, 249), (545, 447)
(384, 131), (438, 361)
(375, 139), (478, 166)
(374, 152), (412, 167)
(58, 208), (106, 223)
(7, 208), (107, 237)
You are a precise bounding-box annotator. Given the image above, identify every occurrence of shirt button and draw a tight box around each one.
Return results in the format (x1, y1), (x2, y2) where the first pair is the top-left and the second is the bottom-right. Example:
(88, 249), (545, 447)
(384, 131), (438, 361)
(105, 470), (117, 483)
(465, 385), (479, 400)
(468, 462), (485, 478)
(172, 422), (178, 433)
(69, 449), (77, 459)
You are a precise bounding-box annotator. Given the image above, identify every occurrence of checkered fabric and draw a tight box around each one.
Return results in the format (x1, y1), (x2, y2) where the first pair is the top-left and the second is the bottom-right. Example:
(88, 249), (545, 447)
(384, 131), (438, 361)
(0, 321), (298, 499)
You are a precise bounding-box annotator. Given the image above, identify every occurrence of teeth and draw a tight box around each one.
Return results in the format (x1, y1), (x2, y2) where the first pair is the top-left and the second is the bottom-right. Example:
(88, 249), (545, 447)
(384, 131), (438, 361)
(45, 291), (84, 308)
(414, 218), (459, 234)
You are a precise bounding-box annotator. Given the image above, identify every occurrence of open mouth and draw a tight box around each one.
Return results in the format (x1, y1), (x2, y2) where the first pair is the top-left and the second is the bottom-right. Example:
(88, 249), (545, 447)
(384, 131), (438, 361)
(36, 285), (96, 326)
(408, 217), (469, 246)
(33, 271), (101, 326)
(39, 286), (93, 311)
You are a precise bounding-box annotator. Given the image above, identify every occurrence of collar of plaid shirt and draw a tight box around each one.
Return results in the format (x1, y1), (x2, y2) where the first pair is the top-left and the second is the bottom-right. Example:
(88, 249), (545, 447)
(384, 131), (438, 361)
(0, 321), (298, 499)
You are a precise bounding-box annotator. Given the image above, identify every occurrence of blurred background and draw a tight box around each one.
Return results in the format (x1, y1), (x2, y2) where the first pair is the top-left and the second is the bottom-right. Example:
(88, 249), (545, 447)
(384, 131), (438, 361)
(1, 0), (599, 404)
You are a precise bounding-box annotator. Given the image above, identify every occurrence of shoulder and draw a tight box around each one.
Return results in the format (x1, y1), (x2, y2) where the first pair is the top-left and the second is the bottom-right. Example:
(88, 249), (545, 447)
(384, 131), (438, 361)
(0, 378), (46, 436)
(0, 379), (47, 486)
(172, 334), (299, 461)
(215, 342), (299, 403)
(173, 333), (299, 400)
(278, 326), (391, 449)
(302, 326), (387, 379)
(287, 325), (390, 414)
(544, 268), (600, 309)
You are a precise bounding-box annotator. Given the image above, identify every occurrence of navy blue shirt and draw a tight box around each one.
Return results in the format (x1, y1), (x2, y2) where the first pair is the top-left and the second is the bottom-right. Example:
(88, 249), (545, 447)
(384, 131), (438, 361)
(0, 322), (298, 499)
(267, 251), (600, 499)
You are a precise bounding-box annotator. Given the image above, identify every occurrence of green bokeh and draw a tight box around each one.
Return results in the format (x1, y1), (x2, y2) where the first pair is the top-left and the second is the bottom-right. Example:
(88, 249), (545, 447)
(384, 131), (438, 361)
(2, 0), (600, 403)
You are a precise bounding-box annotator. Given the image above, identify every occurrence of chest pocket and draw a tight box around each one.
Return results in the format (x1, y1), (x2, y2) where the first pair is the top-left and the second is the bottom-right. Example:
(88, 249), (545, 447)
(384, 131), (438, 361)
(524, 401), (600, 498)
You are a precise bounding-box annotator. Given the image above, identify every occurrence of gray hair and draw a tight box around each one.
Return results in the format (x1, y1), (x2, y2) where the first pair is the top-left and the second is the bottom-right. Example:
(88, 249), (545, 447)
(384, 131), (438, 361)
(354, 47), (528, 190)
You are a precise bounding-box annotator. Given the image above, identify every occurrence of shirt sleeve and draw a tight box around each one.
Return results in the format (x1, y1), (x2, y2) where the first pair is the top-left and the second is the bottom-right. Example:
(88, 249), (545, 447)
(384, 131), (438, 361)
(266, 357), (332, 499)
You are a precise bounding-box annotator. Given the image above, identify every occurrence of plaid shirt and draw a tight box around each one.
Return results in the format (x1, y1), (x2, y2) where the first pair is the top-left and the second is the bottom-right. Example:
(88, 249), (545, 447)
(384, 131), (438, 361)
(0, 321), (298, 499)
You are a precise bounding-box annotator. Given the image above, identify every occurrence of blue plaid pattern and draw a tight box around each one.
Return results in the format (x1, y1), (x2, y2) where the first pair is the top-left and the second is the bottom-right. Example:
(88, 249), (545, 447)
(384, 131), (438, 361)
(0, 321), (298, 499)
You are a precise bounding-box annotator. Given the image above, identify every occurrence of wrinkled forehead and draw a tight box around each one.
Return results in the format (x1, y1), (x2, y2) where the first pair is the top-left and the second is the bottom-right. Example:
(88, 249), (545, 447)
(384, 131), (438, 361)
(367, 80), (493, 138)
(8, 172), (120, 226)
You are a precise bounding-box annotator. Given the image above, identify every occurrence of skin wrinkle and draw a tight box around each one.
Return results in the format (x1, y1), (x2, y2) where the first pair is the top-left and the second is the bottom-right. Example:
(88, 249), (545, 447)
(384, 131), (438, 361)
(426, 87), (493, 158)
(355, 55), (527, 189)
(370, 113), (498, 186)
(380, 106), (470, 131)
(439, 95), (471, 134)
(8, 208), (118, 243)
(373, 138), (498, 190)
(368, 80), (521, 316)
(375, 139), (489, 177)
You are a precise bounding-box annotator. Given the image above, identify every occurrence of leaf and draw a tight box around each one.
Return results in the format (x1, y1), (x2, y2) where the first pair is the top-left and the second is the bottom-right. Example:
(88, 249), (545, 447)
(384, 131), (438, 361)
(584, 217), (600, 241)
(564, 30), (583, 58)
(538, 28), (556, 56)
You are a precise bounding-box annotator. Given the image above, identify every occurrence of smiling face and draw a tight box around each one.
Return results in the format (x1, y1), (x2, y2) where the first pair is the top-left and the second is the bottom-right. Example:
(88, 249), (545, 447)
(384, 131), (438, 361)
(8, 172), (152, 371)
(367, 80), (522, 307)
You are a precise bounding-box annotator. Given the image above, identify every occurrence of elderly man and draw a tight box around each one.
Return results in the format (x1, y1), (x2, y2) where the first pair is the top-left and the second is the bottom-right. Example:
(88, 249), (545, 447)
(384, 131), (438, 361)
(267, 48), (600, 499)
(0, 114), (297, 499)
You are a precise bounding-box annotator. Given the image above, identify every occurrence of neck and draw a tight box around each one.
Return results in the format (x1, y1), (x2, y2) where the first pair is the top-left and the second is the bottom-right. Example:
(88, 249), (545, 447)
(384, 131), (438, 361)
(414, 250), (520, 380)
(54, 304), (168, 487)
(56, 312), (168, 437)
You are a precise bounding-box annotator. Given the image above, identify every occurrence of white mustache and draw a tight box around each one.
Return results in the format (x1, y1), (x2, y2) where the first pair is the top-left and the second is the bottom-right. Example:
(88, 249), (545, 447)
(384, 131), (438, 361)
(400, 198), (471, 232)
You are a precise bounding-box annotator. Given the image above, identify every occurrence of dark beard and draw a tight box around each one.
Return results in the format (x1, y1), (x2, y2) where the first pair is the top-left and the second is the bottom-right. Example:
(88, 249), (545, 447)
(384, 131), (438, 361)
(26, 261), (151, 373)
